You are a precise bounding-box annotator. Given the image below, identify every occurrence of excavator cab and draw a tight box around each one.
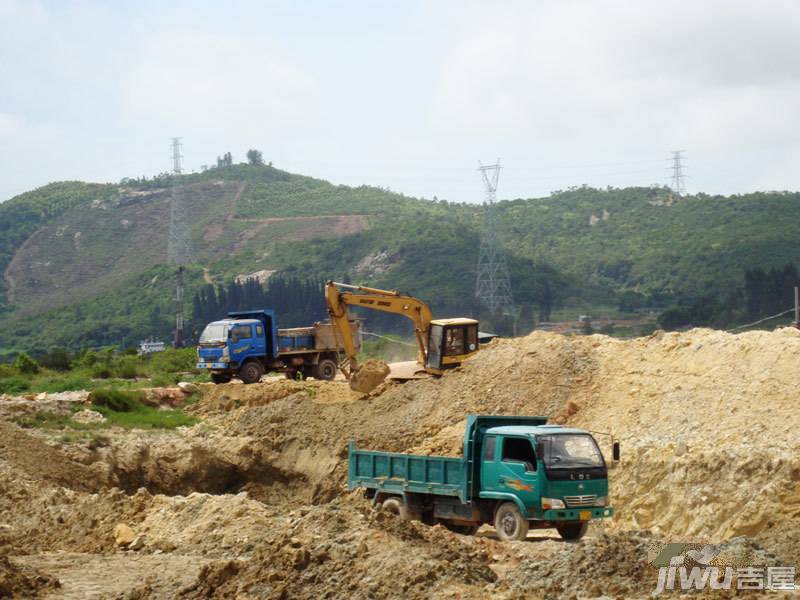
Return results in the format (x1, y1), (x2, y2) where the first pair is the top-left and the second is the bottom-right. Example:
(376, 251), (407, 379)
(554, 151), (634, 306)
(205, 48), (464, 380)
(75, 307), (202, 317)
(425, 318), (480, 373)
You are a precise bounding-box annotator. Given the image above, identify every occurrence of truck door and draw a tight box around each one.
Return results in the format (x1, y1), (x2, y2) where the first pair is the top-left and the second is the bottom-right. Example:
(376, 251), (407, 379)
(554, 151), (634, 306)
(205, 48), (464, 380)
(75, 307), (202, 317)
(252, 323), (267, 356)
(480, 434), (501, 492)
(484, 436), (540, 509)
(229, 323), (255, 364)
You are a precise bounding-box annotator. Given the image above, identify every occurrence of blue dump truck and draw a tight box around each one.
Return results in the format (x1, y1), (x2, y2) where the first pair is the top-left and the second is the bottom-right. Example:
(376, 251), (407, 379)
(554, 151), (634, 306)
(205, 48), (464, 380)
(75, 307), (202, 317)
(349, 415), (618, 541)
(196, 310), (361, 384)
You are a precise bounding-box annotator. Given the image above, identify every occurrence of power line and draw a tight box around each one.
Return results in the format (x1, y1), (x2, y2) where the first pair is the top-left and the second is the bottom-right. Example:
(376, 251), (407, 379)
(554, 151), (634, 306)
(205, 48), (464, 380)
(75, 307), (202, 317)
(475, 160), (515, 316)
(669, 150), (687, 196)
(167, 138), (190, 265)
(727, 308), (795, 332)
(167, 137), (190, 348)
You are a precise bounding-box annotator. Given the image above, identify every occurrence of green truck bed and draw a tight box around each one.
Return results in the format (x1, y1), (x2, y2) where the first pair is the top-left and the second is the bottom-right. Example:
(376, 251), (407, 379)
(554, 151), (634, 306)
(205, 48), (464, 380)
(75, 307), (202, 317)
(347, 441), (469, 502)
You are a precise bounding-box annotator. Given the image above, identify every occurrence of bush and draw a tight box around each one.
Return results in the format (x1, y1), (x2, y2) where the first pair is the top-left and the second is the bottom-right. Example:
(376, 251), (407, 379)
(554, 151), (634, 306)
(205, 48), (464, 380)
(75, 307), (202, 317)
(76, 350), (99, 368)
(113, 356), (143, 379)
(146, 348), (197, 375)
(90, 388), (143, 412)
(0, 377), (30, 394)
(38, 348), (72, 371)
(91, 364), (112, 379)
(13, 352), (40, 374)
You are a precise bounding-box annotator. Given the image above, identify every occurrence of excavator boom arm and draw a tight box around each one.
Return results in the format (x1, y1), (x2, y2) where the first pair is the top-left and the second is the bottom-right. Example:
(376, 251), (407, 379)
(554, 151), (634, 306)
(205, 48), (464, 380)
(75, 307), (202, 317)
(325, 281), (433, 374)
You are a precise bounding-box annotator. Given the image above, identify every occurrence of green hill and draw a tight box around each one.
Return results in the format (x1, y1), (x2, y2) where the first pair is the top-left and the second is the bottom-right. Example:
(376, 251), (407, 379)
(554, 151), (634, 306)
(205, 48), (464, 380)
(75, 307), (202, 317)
(1, 163), (799, 354)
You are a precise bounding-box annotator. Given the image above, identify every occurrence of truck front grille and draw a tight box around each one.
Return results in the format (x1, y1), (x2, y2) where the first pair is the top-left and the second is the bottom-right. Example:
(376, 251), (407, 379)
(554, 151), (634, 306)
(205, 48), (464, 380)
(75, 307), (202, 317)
(564, 494), (596, 507)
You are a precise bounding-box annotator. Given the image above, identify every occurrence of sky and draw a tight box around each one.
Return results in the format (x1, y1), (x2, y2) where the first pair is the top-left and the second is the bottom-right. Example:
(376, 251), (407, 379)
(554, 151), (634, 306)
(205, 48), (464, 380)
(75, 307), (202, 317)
(1, 0), (799, 203)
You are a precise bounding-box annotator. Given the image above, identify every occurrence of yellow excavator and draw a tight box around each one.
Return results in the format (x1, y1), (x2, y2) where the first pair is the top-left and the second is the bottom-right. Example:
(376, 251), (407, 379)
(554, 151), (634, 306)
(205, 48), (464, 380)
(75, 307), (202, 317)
(324, 281), (481, 389)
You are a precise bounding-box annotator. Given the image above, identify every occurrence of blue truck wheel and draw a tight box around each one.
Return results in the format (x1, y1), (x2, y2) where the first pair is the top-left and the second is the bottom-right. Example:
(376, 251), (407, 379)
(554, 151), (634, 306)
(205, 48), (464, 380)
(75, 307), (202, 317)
(313, 358), (338, 381)
(239, 361), (264, 384)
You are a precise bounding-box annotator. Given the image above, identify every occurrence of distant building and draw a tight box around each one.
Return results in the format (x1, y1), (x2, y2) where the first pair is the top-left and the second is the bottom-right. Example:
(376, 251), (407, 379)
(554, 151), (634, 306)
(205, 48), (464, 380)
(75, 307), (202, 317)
(137, 340), (166, 356)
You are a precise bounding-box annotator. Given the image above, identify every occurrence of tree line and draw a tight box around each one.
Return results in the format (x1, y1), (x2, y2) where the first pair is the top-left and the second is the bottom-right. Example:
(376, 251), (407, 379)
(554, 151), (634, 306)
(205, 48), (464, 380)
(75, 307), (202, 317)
(190, 274), (328, 334)
(658, 263), (800, 330)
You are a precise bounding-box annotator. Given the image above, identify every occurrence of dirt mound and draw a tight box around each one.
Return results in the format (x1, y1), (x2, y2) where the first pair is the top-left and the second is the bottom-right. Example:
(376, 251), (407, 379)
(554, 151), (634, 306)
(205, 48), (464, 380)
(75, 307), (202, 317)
(4, 327), (800, 597)
(350, 359), (391, 393)
(0, 556), (60, 598)
(501, 532), (654, 598)
(179, 494), (497, 599)
(193, 379), (359, 415)
(0, 390), (89, 420)
(0, 421), (103, 492)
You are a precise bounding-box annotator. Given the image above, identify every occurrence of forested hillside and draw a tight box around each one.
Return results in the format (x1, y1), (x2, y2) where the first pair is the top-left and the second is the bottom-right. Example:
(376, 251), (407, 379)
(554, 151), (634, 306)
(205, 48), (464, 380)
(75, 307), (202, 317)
(1, 161), (799, 355)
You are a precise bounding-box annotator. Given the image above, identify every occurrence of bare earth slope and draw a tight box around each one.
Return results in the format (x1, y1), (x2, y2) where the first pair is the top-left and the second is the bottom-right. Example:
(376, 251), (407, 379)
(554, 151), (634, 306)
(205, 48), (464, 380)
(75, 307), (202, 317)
(1, 328), (798, 597)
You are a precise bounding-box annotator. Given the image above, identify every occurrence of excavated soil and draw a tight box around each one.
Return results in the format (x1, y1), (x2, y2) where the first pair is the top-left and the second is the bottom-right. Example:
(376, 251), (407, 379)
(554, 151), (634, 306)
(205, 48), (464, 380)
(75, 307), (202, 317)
(349, 359), (391, 393)
(1, 328), (799, 597)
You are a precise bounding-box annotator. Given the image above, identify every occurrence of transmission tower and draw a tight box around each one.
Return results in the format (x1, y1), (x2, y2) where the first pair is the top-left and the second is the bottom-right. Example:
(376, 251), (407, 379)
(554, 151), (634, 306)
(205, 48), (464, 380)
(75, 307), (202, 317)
(475, 160), (515, 316)
(167, 137), (190, 347)
(669, 150), (687, 196)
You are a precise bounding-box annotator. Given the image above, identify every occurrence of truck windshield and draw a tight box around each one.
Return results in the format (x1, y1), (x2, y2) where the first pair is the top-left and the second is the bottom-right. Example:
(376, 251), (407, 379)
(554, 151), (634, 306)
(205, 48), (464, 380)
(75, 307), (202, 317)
(539, 434), (604, 469)
(199, 323), (228, 343)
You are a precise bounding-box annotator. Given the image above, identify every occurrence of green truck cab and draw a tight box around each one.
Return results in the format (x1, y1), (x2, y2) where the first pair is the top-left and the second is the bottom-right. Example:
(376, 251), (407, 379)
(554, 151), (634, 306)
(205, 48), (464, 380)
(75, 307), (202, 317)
(348, 415), (618, 541)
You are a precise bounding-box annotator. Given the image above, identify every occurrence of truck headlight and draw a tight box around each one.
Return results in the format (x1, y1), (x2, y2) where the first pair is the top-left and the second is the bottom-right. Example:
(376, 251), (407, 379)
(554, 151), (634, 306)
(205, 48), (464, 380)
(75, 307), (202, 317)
(542, 497), (565, 510)
(594, 496), (608, 507)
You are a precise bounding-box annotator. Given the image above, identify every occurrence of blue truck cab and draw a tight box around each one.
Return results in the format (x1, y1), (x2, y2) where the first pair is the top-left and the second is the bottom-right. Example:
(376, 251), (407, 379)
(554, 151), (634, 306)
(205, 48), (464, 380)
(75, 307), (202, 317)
(348, 415), (618, 541)
(197, 309), (359, 384)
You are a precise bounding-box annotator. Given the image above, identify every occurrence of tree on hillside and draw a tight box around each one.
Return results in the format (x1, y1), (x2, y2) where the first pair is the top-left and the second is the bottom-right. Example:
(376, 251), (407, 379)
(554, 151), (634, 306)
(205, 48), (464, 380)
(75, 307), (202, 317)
(216, 152), (233, 168)
(246, 149), (264, 166)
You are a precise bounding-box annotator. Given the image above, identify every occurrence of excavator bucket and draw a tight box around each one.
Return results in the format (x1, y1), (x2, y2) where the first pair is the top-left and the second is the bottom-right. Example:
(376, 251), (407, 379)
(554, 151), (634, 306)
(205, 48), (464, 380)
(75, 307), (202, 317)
(348, 359), (391, 394)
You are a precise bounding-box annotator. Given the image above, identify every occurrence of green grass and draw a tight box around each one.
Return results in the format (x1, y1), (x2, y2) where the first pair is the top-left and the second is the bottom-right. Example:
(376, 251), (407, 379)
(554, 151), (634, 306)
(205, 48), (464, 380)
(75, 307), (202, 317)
(0, 346), (206, 396)
(30, 373), (94, 393)
(0, 376), (30, 394)
(14, 411), (82, 430)
(14, 388), (197, 431)
(90, 388), (142, 412)
(94, 404), (197, 429)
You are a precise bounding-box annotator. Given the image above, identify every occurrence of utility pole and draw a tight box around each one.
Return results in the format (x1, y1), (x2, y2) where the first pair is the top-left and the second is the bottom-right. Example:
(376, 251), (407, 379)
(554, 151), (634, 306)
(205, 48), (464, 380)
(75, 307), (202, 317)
(669, 150), (687, 196)
(168, 137), (190, 348)
(475, 160), (515, 319)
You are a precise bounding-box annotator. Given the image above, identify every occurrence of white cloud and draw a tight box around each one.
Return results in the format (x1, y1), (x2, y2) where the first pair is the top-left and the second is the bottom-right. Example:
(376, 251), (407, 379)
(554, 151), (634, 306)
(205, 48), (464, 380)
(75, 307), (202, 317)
(0, 1), (798, 202)
(425, 0), (800, 196)
(123, 29), (317, 137)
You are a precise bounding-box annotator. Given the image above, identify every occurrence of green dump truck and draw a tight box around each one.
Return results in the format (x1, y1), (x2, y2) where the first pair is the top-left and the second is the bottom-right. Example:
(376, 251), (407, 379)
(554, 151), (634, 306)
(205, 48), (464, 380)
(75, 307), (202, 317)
(348, 415), (618, 541)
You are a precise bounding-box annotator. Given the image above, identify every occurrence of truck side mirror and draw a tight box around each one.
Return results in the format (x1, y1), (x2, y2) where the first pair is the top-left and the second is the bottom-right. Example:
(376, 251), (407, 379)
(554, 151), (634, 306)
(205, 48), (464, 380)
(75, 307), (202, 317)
(612, 441), (620, 461)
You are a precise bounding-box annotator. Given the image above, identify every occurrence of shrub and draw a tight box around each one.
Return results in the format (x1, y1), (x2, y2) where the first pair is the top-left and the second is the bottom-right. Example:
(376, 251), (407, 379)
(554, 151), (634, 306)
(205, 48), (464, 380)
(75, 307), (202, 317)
(146, 347), (197, 375)
(113, 356), (143, 379)
(76, 350), (99, 367)
(13, 352), (40, 374)
(0, 377), (30, 394)
(38, 348), (72, 371)
(90, 388), (143, 412)
(91, 364), (112, 379)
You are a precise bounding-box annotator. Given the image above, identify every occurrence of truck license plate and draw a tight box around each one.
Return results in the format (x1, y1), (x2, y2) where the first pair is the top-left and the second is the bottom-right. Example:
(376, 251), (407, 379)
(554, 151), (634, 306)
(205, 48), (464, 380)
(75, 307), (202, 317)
(579, 510), (591, 521)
